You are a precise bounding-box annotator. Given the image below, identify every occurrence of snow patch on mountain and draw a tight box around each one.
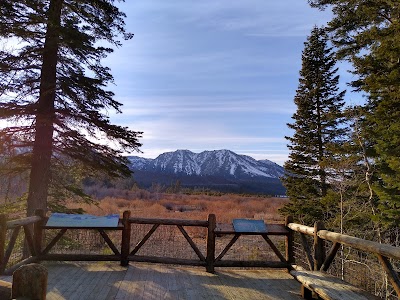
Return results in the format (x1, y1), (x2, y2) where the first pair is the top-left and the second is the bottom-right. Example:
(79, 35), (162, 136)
(128, 149), (284, 179)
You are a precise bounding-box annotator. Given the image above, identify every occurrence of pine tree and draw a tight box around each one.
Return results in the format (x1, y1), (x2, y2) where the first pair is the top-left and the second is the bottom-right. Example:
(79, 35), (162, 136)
(281, 26), (346, 225)
(0, 1), (142, 216)
(309, 0), (400, 228)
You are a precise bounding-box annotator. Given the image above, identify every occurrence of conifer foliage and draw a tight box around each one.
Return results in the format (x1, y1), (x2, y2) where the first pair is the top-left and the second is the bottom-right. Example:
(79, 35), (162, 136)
(0, 0), (142, 215)
(309, 0), (400, 227)
(281, 26), (345, 224)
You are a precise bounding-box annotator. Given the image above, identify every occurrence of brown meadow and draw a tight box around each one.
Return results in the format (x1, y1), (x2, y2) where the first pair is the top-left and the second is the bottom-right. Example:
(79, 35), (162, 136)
(67, 192), (288, 223)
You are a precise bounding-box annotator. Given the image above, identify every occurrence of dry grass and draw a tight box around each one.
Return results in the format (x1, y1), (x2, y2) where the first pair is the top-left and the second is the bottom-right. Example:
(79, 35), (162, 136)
(66, 192), (288, 224)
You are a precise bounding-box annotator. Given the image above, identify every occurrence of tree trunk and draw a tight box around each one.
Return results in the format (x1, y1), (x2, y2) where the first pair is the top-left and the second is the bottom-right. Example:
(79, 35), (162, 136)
(27, 0), (63, 216)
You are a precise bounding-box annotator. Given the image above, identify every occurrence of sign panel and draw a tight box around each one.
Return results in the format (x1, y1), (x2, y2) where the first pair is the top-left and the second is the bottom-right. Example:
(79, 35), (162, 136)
(232, 219), (267, 233)
(46, 213), (120, 228)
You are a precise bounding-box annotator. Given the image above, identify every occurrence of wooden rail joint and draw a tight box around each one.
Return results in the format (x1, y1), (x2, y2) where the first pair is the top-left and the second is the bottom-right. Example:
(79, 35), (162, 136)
(287, 219), (400, 298)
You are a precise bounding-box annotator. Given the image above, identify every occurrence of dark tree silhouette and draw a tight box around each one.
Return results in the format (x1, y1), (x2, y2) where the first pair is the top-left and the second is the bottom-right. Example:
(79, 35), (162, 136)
(0, 0), (142, 215)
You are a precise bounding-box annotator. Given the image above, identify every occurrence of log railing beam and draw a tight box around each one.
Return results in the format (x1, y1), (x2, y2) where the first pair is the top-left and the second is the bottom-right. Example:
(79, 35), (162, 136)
(318, 230), (400, 261)
(6, 216), (41, 229)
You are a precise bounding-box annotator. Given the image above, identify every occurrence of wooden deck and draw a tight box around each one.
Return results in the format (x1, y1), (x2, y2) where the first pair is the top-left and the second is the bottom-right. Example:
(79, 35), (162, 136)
(1, 262), (302, 299)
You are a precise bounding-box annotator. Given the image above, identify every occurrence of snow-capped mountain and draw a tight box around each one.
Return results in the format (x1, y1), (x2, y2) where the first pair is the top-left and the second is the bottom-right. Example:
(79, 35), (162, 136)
(127, 150), (286, 195)
(128, 149), (284, 179)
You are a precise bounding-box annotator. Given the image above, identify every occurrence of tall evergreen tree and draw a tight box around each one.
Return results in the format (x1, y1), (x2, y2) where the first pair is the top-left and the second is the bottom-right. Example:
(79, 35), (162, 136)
(309, 0), (400, 228)
(0, 0), (142, 216)
(281, 26), (346, 225)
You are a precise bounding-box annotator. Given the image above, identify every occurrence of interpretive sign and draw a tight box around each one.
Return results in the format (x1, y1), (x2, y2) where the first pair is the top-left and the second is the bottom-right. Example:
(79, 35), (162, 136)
(46, 213), (120, 228)
(232, 219), (267, 233)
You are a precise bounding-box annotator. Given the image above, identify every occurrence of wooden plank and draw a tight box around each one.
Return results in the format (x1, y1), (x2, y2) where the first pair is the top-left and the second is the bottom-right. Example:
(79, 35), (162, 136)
(214, 260), (289, 268)
(61, 263), (92, 299)
(290, 270), (381, 300)
(177, 225), (205, 261)
(129, 217), (208, 227)
(42, 262), (304, 299)
(128, 255), (206, 266)
(38, 254), (120, 261)
(114, 262), (136, 299)
(86, 265), (113, 300)
(139, 260), (154, 300)
(70, 263), (102, 300)
(122, 264), (146, 299)
(95, 266), (122, 300)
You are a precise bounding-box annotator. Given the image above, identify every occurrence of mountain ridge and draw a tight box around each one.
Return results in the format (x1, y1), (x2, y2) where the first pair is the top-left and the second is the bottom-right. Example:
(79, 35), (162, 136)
(127, 150), (286, 195)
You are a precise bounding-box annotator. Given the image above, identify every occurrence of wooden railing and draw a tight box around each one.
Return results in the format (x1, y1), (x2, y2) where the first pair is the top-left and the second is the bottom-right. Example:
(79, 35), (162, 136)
(0, 212), (43, 275)
(0, 210), (290, 274)
(287, 221), (400, 298)
(121, 211), (215, 271)
(2, 210), (398, 298)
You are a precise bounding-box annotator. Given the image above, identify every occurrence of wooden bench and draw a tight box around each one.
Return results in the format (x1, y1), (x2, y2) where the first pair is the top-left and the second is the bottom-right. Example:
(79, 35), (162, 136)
(290, 270), (381, 300)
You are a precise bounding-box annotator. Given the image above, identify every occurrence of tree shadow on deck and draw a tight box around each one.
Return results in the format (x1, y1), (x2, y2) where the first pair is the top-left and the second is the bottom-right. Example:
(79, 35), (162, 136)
(44, 261), (302, 300)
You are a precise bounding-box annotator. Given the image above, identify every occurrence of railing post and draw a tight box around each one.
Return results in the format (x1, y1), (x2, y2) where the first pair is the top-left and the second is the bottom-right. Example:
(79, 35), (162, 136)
(206, 214), (216, 273)
(285, 216), (294, 265)
(121, 210), (131, 266)
(34, 209), (46, 257)
(0, 214), (7, 273)
(313, 221), (325, 271)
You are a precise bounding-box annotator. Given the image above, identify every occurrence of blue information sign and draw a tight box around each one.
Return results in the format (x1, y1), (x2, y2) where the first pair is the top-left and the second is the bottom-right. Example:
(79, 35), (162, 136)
(46, 213), (120, 228)
(232, 219), (267, 233)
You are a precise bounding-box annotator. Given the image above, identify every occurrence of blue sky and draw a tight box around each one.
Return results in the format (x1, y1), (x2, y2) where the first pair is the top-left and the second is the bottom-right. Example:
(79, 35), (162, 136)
(105, 1), (358, 165)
